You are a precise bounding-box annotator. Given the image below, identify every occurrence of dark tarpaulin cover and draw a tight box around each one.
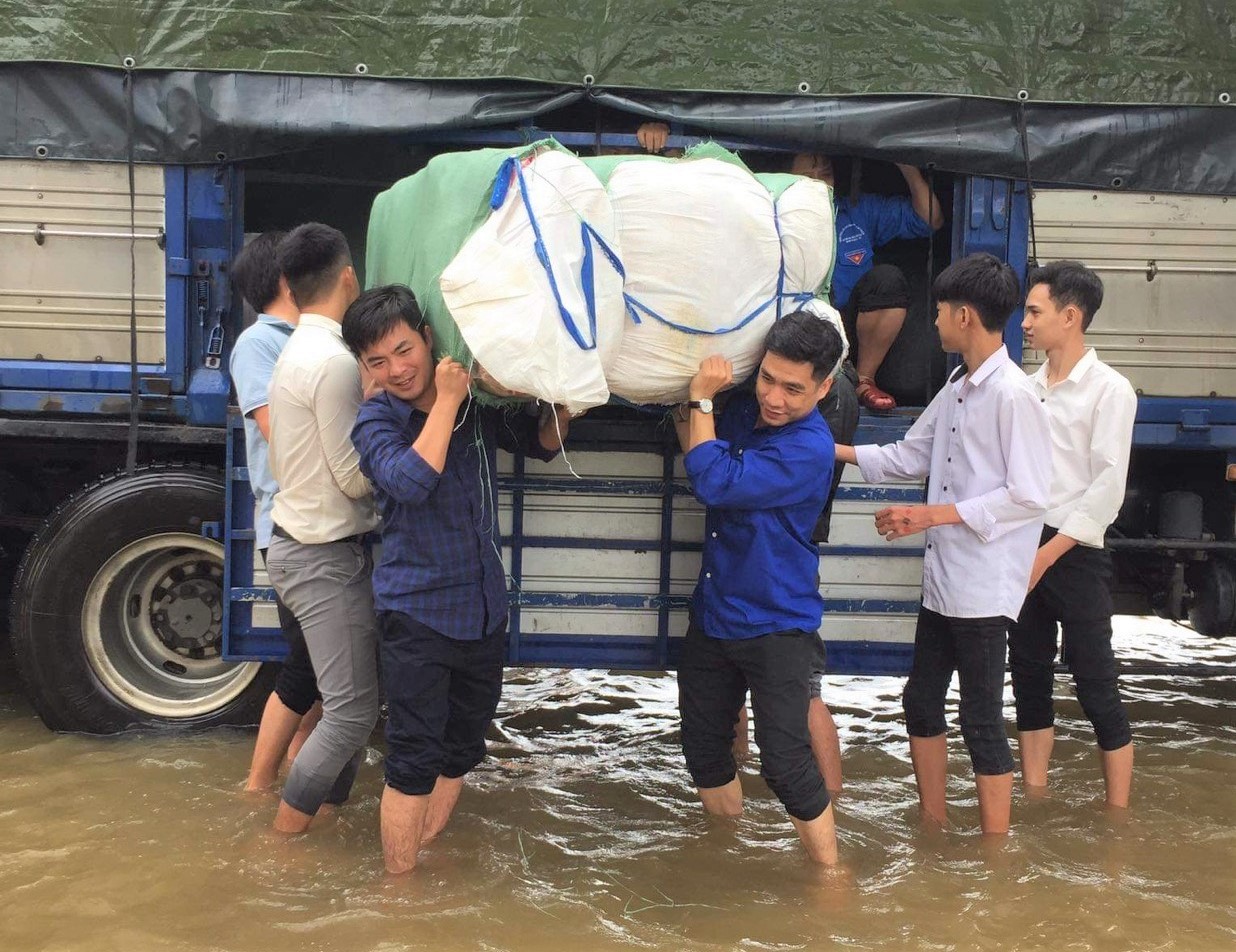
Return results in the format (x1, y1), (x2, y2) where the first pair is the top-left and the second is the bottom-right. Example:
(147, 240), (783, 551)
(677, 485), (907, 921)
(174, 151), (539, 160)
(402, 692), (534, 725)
(1, 0), (1233, 193)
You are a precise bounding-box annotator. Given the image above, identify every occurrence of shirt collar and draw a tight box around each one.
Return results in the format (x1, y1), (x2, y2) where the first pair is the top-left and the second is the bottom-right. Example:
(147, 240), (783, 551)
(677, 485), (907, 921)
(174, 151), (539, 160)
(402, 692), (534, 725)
(297, 312), (343, 337)
(257, 312), (295, 332)
(952, 344), (1009, 391)
(1032, 347), (1098, 389)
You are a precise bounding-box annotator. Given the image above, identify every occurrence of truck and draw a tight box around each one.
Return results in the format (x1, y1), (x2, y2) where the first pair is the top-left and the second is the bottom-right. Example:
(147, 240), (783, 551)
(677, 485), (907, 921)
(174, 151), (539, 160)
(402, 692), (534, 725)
(1, 2), (1233, 733)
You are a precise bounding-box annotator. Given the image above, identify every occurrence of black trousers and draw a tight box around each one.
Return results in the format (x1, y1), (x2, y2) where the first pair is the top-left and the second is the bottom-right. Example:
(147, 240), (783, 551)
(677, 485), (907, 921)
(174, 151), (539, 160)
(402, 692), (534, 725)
(1009, 527), (1132, 751)
(903, 607), (1015, 776)
(380, 610), (507, 797)
(260, 548), (321, 716)
(678, 620), (830, 821)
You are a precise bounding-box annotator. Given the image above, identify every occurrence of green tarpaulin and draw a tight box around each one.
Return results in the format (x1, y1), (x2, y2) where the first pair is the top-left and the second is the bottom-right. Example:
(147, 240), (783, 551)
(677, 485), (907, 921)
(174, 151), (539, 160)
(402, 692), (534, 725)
(1, 1), (1232, 194)
(2, 0), (1231, 105)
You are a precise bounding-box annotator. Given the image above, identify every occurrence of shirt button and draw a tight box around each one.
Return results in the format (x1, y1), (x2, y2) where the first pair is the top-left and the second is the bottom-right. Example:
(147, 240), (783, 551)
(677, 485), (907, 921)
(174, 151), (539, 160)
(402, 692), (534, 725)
(947, 457), (951, 462)
(710, 531), (717, 538)
(957, 398), (962, 404)
(927, 543), (933, 550)
(737, 449), (744, 455)
(951, 427), (956, 433)
(943, 485), (948, 491)
(705, 572), (712, 579)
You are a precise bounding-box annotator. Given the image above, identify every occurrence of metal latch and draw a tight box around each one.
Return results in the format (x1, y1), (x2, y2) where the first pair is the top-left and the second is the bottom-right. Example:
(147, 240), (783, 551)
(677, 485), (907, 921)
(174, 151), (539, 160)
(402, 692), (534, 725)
(1180, 409), (1210, 432)
(205, 323), (225, 369)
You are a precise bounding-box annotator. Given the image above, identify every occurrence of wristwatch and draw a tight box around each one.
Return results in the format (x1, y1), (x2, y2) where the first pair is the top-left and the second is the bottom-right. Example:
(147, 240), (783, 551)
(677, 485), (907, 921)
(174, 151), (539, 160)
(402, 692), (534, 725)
(687, 398), (714, 414)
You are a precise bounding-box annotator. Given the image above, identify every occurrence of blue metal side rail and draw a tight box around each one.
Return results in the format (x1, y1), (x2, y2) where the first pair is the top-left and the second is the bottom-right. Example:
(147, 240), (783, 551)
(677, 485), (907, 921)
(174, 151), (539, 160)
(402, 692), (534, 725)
(221, 411), (923, 675)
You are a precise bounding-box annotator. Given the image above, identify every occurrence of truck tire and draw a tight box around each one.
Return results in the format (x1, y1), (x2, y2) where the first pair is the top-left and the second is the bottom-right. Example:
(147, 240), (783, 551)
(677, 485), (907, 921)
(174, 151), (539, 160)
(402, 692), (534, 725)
(1188, 559), (1236, 638)
(8, 464), (270, 733)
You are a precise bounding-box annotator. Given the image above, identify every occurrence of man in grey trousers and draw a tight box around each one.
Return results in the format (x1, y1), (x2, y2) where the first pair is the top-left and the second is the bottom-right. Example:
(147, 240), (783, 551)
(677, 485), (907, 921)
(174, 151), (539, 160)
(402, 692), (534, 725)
(265, 222), (381, 833)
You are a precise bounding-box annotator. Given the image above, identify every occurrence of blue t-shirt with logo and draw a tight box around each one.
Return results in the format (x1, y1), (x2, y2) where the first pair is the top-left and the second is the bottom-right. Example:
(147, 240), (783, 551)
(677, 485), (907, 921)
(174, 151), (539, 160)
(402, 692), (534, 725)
(229, 313), (295, 550)
(831, 193), (934, 309)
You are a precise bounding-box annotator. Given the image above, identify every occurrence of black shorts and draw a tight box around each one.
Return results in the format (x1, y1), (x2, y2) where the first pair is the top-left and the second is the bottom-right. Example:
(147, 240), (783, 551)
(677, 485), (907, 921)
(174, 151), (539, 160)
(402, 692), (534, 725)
(844, 263), (913, 319)
(380, 610), (507, 797)
(678, 619), (830, 821)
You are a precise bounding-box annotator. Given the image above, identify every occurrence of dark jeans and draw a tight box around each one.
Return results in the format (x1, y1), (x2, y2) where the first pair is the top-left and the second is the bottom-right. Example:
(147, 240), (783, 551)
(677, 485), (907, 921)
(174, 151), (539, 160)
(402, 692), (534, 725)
(260, 548), (321, 717)
(903, 607), (1015, 776)
(380, 610), (507, 797)
(1009, 527), (1132, 751)
(678, 620), (830, 821)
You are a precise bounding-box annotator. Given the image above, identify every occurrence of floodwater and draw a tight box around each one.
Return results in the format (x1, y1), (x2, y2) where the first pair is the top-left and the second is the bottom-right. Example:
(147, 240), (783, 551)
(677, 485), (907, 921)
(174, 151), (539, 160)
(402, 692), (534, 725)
(1, 618), (1233, 952)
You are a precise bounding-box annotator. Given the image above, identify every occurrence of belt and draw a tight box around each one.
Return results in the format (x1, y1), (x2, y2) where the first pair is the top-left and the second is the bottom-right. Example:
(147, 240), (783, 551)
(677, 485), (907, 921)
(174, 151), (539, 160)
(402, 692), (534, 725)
(271, 524), (368, 546)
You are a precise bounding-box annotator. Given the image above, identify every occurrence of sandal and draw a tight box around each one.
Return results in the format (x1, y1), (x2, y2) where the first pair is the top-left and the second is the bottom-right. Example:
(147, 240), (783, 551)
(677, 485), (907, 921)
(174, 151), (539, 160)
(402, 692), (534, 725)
(856, 375), (897, 412)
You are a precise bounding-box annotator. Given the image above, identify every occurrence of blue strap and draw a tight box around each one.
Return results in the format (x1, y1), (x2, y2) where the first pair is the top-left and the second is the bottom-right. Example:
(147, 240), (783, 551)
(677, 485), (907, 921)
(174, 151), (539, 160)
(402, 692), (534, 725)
(622, 291), (777, 336)
(511, 164), (600, 351)
(772, 200), (787, 322)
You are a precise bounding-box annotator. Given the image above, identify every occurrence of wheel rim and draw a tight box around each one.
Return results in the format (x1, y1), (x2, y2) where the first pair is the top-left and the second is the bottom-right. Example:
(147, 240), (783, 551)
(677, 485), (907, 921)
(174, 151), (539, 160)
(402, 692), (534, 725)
(81, 532), (261, 719)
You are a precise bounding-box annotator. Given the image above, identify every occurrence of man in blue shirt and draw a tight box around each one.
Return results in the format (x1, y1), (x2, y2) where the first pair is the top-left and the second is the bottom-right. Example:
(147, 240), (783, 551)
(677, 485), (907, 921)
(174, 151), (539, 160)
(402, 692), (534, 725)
(229, 231), (323, 793)
(674, 311), (846, 866)
(791, 153), (943, 412)
(346, 285), (571, 874)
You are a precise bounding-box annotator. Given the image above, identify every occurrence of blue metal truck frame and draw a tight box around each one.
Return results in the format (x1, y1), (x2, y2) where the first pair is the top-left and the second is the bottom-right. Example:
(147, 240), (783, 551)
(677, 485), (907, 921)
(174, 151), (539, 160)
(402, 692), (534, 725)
(5, 130), (1234, 687)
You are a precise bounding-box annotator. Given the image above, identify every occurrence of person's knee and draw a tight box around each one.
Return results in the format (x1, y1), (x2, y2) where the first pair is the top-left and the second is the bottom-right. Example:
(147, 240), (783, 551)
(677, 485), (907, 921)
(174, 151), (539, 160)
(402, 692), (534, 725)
(1074, 677), (1132, 751)
(762, 752), (830, 821)
(682, 729), (737, 791)
(903, 678), (947, 737)
(958, 708), (1015, 775)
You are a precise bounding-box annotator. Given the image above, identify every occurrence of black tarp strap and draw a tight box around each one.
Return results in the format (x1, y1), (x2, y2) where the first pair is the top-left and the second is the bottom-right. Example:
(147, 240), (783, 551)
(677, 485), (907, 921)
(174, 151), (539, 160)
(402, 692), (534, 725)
(1016, 100), (1039, 270)
(124, 66), (139, 474)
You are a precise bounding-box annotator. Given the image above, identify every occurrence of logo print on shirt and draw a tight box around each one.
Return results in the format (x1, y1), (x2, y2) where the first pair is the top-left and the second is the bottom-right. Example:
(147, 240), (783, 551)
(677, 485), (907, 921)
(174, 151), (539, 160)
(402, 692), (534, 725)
(846, 250), (867, 265)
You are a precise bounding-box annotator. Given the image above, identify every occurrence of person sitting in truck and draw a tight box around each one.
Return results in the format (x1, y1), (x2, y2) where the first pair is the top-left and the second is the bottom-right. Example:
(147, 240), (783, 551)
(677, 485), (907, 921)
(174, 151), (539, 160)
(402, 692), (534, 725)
(637, 124), (944, 412)
(834, 253), (1052, 835)
(265, 223), (381, 835)
(672, 311), (845, 866)
(346, 285), (572, 875)
(229, 230), (324, 794)
(1012, 259), (1137, 808)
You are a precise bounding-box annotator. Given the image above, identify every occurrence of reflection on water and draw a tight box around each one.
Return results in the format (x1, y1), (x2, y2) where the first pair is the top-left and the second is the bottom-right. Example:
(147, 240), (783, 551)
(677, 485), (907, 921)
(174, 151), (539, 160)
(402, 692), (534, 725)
(1, 618), (1233, 952)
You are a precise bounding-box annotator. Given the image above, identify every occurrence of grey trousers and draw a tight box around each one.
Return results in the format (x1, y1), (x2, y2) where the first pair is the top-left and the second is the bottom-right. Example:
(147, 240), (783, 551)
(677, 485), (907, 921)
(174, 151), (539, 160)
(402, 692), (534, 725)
(265, 535), (380, 816)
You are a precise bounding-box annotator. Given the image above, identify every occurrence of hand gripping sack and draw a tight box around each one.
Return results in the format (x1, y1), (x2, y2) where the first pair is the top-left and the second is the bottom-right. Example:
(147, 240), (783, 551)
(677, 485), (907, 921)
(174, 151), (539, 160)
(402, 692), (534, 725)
(439, 148), (625, 414)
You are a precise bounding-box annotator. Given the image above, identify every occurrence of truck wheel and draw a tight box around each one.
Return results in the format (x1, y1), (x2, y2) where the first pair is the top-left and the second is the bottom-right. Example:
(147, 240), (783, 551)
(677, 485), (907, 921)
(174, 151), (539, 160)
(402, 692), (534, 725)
(8, 464), (270, 733)
(1188, 559), (1236, 638)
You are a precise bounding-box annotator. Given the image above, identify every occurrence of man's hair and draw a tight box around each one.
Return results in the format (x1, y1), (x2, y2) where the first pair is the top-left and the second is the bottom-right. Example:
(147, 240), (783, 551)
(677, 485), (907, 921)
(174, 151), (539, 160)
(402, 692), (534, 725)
(931, 252), (1022, 333)
(275, 222), (352, 308)
(763, 311), (845, 382)
(230, 230), (285, 313)
(342, 284), (426, 357)
(1026, 259), (1104, 330)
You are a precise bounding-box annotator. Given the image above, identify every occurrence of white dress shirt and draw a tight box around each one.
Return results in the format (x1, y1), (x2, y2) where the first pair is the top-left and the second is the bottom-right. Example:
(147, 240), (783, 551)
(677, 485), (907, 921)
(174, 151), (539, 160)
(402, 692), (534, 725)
(1031, 348), (1137, 548)
(268, 313), (377, 544)
(855, 345), (1052, 620)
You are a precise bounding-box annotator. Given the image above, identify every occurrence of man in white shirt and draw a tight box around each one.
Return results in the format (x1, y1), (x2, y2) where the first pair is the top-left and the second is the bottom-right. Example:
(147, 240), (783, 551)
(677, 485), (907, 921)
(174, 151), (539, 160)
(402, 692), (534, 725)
(835, 253), (1052, 834)
(229, 232), (323, 793)
(265, 223), (380, 834)
(1013, 260), (1136, 808)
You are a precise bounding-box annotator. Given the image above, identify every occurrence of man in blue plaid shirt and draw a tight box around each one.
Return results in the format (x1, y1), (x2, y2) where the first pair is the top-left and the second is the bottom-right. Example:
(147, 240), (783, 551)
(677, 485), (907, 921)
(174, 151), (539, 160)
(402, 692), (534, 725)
(346, 284), (570, 875)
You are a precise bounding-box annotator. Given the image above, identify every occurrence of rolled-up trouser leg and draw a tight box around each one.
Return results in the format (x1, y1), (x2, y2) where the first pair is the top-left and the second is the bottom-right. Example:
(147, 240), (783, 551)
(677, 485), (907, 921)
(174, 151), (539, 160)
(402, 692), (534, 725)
(678, 621), (747, 791)
(743, 630), (830, 821)
(953, 616), (1016, 776)
(266, 537), (380, 816)
(1008, 585), (1060, 734)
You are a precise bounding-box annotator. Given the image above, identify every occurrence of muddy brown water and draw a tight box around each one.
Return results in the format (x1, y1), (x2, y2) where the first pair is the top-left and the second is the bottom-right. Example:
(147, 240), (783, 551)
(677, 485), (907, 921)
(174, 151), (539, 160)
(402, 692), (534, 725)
(1, 618), (1233, 952)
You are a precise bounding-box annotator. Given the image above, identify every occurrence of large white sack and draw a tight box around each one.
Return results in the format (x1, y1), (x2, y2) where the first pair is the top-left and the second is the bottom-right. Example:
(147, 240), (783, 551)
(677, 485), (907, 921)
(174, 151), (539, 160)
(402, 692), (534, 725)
(604, 158), (784, 406)
(799, 297), (850, 379)
(776, 178), (836, 299)
(439, 148), (626, 415)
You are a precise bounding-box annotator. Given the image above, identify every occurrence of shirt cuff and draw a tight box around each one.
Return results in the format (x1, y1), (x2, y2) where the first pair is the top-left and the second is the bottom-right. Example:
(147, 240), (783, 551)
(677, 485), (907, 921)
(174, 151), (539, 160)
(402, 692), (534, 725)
(401, 446), (443, 493)
(954, 496), (995, 543)
(683, 440), (722, 479)
(1057, 511), (1106, 549)
(853, 444), (886, 483)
